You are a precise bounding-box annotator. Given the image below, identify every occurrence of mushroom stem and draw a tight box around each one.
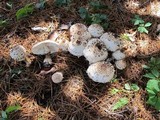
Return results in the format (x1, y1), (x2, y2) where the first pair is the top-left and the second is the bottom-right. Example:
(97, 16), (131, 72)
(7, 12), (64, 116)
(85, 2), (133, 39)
(43, 54), (53, 67)
(25, 57), (31, 67)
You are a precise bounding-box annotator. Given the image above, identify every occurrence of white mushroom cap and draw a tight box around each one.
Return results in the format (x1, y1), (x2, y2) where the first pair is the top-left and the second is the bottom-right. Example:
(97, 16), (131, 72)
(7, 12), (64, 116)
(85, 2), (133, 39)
(100, 32), (121, 52)
(10, 45), (26, 61)
(32, 40), (59, 55)
(87, 61), (115, 83)
(115, 59), (127, 70)
(68, 39), (87, 57)
(70, 23), (87, 36)
(83, 38), (108, 64)
(70, 31), (91, 42)
(51, 72), (63, 83)
(112, 50), (126, 60)
(88, 24), (104, 37)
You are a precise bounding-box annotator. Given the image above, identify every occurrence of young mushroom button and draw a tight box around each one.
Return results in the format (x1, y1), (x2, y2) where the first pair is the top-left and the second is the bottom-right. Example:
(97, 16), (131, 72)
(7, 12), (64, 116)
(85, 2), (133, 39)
(88, 24), (104, 37)
(87, 61), (115, 83)
(51, 72), (64, 83)
(100, 32), (121, 52)
(112, 50), (126, 60)
(115, 59), (127, 70)
(83, 38), (108, 64)
(70, 23), (87, 36)
(32, 40), (59, 67)
(10, 45), (31, 67)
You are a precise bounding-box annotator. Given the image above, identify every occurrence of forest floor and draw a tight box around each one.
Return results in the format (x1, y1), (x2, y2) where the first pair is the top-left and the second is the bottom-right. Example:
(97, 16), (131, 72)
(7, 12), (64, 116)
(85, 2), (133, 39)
(0, 0), (160, 120)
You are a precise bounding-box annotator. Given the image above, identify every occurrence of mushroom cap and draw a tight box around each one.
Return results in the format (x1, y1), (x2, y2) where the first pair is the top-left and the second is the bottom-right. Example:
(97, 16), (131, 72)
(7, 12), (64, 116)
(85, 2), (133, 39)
(88, 24), (104, 37)
(51, 72), (63, 83)
(10, 45), (26, 61)
(70, 23), (87, 36)
(115, 59), (127, 70)
(100, 32), (121, 52)
(87, 61), (115, 83)
(70, 31), (91, 42)
(112, 50), (126, 60)
(32, 40), (59, 55)
(68, 39), (87, 57)
(83, 38), (108, 64)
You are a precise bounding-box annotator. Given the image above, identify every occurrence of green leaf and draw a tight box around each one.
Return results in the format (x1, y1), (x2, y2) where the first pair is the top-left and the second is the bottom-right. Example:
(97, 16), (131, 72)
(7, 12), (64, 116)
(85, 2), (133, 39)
(151, 69), (159, 78)
(55, 0), (71, 7)
(124, 83), (131, 90)
(1, 111), (7, 119)
(78, 7), (89, 19)
(131, 84), (140, 91)
(132, 15), (144, 25)
(89, 1), (108, 10)
(16, 3), (34, 20)
(112, 97), (129, 111)
(145, 22), (152, 27)
(147, 80), (160, 94)
(138, 26), (148, 34)
(143, 73), (156, 79)
(5, 105), (21, 113)
(142, 64), (150, 69)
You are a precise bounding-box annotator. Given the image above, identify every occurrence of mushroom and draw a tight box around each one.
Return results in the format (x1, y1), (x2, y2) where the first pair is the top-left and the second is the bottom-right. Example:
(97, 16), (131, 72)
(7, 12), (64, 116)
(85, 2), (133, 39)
(83, 38), (108, 64)
(112, 50), (126, 60)
(10, 45), (31, 67)
(68, 31), (91, 57)
(68, 39), (87, 57)
(115, 59), (127, 70)
(49, 31), (70, 52)
(70, 23), (87, 36)
(32, 40), (59, 67)
(100, 32), (121, 52)
(88, 24), (104, 37)
(51, 72), (63, 83)
(87, 61), (115, 83)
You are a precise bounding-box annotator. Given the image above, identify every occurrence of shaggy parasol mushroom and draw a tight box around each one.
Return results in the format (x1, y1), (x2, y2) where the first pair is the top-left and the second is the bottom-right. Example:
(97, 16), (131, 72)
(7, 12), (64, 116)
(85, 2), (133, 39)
(32, 40), (59, 67)
(112, 50), (126, 60)
(87, 61), (115, 83)
(69, 23), (87, 36)
(83, 38), (108, 64)
(115, 59), (127, 70)
(51, 72), (64, 83)
(68, 24), (91, 57)
(10, 45), (31, 67)
(88, 24), (104, 37)
(100, 32), (121, 52)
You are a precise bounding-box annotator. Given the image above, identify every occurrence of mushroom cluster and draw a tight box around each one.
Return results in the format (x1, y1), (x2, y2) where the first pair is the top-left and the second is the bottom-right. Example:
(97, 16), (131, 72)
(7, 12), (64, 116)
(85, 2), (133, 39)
(68, 23), (127, 83)
(9, 23), (127, 84)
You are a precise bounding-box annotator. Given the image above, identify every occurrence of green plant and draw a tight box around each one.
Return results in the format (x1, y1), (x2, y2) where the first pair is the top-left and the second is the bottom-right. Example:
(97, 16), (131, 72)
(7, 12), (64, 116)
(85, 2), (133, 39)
(112, 97), (129, 111)
(16, 3), (34, 20)
(131, 15), (152, 34)
(55, 0), (72, 7)
(0, 105), (21, 120)
(78, 7), (108, 28)
(143, 57), (160, 110)
(124, 83), (140, 91)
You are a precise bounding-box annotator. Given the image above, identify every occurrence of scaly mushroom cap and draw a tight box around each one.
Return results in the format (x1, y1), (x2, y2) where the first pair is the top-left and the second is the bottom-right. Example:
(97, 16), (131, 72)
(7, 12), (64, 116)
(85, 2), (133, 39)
(10, 45), (26, 61)
(83, 38), (108, 64)
(115, 59), (127, 70)
(51, 72), (63, 83)
(32, 40), (59, 55)
(50, 31), (70, 52)
(70, 23), (87, 36)
(88, 24), (104, 37)
(70, 31), (91, 42)
(68, 39), (87, 57)
(87, 61), (115, 83)
(112, 50), (126, 60)
(100, 32), (121, 52)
